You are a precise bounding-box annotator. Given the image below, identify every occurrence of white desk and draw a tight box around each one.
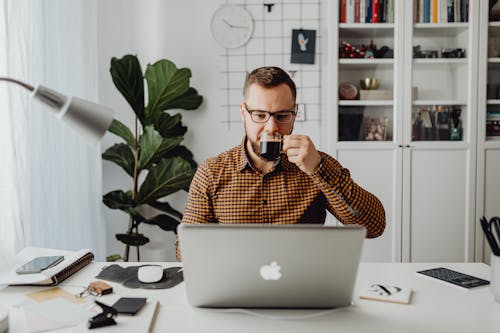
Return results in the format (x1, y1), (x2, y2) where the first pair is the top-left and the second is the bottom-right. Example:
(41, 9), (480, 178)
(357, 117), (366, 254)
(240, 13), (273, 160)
(1, 262), (499, 332)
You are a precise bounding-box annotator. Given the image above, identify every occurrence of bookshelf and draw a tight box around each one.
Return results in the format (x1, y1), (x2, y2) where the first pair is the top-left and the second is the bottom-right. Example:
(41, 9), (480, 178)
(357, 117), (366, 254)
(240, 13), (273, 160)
(328, 0), (480, 263)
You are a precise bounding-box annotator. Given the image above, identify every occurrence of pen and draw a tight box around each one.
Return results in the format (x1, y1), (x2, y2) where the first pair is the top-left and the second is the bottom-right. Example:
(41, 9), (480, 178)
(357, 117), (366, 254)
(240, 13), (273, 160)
(480, 216), (500, 256)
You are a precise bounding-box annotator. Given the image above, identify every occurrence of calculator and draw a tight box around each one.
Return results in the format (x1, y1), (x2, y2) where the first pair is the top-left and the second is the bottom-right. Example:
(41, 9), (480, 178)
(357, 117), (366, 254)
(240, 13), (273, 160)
(417, 267), (490, 289)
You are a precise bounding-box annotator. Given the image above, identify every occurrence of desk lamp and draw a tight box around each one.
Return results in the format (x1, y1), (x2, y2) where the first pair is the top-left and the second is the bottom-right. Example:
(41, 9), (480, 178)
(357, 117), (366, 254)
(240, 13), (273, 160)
(0, 77), (114, 143)
(0, 77), (114, 332)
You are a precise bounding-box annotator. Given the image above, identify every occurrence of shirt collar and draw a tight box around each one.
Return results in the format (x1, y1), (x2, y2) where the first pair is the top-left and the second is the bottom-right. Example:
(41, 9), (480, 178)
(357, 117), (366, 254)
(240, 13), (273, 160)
(237, 136), (292, 172)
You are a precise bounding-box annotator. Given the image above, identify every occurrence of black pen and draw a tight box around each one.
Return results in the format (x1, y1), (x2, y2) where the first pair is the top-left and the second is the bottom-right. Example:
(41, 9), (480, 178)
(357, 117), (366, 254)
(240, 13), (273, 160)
(480, 216), (500, 256)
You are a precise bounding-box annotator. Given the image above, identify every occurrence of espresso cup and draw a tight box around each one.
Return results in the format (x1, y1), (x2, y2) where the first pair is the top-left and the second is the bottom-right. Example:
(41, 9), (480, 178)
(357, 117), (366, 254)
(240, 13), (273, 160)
(259, 132), (282, 161)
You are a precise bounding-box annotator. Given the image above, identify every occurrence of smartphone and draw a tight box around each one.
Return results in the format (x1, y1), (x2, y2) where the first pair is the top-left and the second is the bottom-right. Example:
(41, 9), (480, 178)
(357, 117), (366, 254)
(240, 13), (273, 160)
(15, 255), (64, 274)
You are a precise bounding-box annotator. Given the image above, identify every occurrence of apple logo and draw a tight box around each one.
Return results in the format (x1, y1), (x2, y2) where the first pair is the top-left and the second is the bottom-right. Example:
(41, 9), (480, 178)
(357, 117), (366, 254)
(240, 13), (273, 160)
(259, 261), (282, 280)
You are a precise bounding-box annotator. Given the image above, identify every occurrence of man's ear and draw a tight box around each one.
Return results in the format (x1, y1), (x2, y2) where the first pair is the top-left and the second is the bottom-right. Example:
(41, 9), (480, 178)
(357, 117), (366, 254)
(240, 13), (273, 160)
(240, 102), (245, 122)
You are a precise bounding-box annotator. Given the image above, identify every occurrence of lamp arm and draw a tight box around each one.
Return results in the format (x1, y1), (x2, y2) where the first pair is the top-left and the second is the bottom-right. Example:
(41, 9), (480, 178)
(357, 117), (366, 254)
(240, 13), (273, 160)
(1, 76), (114, 143)
(0, 77), (35, 92)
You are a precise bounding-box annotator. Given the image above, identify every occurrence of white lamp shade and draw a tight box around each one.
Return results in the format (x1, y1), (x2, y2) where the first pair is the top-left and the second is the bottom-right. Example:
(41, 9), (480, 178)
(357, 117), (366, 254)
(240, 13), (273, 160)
(31, 84), (114, 143)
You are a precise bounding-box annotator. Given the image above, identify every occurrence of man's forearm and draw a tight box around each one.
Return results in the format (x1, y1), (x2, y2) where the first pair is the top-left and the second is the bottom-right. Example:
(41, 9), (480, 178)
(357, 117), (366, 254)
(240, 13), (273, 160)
(309, 153), (386, 237)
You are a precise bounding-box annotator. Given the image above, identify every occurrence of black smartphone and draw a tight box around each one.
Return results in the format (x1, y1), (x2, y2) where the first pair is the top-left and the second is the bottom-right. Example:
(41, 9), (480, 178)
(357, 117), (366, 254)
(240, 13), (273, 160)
(15, 255), (65, 274)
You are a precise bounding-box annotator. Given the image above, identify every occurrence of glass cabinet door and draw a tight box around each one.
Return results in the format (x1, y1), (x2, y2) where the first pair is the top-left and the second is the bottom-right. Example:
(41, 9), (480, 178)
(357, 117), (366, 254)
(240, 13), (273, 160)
(337, 1), (395, 142)
(410, 4), (469, 142)
(486, 8), (500, 141)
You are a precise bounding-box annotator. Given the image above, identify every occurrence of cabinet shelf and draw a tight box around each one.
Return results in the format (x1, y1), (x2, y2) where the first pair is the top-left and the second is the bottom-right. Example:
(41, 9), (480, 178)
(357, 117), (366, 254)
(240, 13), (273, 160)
(414, 23), (469, 29)
(488, 57), (500, 63)
(485, 140), (500, 149)
(340, 23), (395, 29)
(413, 58), (468, 65)
(339, 58), (394, 66)
(413, 100), (466, 106)
(339, 100), (393, 106)
(488, 22), (500, 27)
(487, 99), (500, 105)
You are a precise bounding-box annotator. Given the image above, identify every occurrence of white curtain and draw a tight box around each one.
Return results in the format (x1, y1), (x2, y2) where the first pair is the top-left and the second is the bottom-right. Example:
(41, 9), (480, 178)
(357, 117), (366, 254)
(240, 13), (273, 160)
(0, 0), (106, 259)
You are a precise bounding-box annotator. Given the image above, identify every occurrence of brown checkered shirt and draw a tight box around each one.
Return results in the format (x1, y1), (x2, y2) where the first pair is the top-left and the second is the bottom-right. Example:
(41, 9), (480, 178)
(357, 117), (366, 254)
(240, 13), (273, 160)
(176, 138), (385, 260)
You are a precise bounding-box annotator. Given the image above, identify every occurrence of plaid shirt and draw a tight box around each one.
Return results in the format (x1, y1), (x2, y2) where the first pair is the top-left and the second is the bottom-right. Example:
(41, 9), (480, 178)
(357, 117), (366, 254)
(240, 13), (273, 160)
(176, 138), (385, 260)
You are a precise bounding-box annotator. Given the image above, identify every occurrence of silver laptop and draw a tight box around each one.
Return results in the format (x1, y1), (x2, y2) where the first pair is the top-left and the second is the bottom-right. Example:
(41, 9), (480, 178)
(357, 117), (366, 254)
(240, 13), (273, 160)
(178, 224), (365, 308)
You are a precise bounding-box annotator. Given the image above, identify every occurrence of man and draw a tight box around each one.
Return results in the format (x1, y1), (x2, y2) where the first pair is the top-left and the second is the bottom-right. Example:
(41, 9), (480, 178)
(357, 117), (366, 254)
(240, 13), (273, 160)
(176, 67), (385, 259)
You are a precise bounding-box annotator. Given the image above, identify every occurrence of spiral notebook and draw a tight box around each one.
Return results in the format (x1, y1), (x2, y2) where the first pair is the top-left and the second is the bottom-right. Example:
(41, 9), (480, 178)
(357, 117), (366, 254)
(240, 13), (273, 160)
(0, 247), (94, 286)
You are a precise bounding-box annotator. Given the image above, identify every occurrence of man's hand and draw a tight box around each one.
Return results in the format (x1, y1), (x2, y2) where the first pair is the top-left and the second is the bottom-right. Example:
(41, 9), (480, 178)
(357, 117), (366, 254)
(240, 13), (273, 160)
(282, 134), (321, 174)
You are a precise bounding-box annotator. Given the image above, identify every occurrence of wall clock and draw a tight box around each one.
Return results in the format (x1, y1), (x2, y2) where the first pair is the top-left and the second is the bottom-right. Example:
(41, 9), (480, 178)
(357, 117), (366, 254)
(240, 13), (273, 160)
(211, 5), (254, 49)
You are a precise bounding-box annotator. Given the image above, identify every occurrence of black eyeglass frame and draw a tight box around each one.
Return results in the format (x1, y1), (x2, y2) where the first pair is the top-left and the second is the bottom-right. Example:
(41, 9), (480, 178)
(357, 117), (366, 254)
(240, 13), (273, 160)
(243, 103), (298, 124)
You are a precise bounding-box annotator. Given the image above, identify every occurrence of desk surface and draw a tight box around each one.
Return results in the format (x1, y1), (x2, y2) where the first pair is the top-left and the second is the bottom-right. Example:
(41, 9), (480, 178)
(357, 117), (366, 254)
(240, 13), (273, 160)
(1, 262), (499, 333)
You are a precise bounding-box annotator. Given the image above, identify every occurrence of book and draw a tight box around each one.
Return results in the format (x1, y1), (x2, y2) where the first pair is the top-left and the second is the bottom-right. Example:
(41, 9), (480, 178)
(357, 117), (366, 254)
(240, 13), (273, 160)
(439, 0), (448, 23)
(346, 0), (355, 23)
(354, 0), (361, 22)
(386, 0), (394, 23)
(360, 0), (366, 23)
(448, 0), (454, 22)
(366, 0), (372, 22)
(461, 0), (467, 22)
(431, 0), (438, 23)
(340, 0), (346, 22)
(372, 0), (379, 23)
(423, 0), (430, 22)
(414, 0), (420, 23)
(359, 284), (413, 304)
(420, 0), (424, 22)
(0, 247), (94, 286)
(379, 0), (385, 22)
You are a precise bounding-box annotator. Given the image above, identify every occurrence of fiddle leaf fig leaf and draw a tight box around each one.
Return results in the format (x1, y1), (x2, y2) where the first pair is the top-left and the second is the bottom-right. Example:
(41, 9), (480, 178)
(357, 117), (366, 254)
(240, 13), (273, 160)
(116, 233), (149, 246)
(148, 201), (183, 220)
(110, 55), (145, 122)
(102, 143), (135, 177)
(153, 137), (184, 165)
(144, 60), (191, 122)
(137, 125), (163, 170)
(164, 87), (203, 111)
(108, 119), (136, 149)
(153, 112), (186, 138)
(103, 190), (136, 212)
(155, 145), (197, 169)
(141, 214), (180, 233)
(137, 157), (194, 203)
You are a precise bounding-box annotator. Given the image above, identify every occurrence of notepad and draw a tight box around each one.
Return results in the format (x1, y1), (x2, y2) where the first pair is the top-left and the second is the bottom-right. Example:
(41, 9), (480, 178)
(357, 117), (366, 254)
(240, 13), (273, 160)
(0, 247), (94, 286)
(359, 284), (412, 305)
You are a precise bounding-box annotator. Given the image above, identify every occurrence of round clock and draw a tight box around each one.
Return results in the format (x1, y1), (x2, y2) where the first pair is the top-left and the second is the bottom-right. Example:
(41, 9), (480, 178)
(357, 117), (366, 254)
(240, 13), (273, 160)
(211, 5), (254, 49)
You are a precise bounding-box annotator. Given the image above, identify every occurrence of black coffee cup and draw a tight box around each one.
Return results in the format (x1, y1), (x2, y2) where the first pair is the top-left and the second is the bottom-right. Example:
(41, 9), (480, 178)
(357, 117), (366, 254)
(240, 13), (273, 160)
(259, 132), (282, 161)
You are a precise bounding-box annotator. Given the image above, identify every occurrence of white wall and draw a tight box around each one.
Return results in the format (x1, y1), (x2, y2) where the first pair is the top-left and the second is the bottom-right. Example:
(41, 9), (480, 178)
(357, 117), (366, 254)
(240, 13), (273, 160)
(97, 0), (328, 261)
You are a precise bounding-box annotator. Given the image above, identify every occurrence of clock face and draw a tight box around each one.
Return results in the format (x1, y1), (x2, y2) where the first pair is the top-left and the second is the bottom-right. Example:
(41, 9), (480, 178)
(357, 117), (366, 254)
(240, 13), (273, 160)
(211, 5), (254, 49)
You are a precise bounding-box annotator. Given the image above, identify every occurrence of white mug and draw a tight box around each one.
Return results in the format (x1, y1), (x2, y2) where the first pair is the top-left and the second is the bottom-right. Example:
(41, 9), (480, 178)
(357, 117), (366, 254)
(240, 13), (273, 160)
(491, 254), (500, 303)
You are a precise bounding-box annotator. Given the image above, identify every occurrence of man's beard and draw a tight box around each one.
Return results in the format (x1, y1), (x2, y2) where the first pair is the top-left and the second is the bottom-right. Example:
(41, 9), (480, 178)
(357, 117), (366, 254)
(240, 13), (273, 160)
(248, 137), (262, 159)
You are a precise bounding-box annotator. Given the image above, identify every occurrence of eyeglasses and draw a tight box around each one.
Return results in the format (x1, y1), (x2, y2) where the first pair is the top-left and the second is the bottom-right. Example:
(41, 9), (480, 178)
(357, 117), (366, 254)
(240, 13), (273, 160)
(243, 103), (297, 124)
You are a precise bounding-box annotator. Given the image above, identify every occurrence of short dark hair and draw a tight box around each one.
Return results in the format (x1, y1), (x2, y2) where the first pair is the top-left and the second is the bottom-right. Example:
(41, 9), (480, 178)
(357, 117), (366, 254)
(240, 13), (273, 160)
(244, 66), (296, 100)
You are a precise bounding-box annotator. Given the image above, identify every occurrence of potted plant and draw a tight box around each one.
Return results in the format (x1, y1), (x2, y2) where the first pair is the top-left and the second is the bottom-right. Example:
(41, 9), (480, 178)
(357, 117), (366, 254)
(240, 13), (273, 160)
(102, 54), (202, 261)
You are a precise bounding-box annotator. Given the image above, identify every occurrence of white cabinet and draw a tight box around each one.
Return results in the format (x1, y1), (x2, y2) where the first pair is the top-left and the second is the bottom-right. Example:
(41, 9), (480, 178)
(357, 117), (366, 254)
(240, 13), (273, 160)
(327, 0), (479, 262)
(476, 1), (500, 263)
